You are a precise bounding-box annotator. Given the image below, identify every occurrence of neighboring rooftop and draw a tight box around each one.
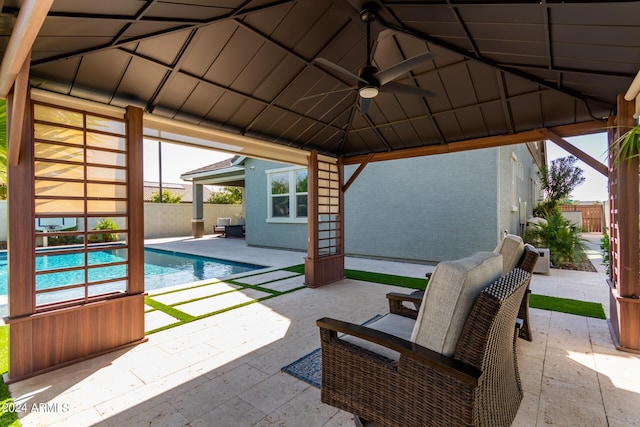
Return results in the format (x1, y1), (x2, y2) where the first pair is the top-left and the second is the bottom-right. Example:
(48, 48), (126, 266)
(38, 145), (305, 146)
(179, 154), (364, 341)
(143, 181), (215, 203)
(181, 156), (246, 187)
(181, 157), (239, 177)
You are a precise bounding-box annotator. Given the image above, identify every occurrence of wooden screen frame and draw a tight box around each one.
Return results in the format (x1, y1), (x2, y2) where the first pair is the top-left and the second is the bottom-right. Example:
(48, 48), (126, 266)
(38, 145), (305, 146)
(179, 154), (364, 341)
(4, 92), (146, 382)
(304, 151), (345, 287)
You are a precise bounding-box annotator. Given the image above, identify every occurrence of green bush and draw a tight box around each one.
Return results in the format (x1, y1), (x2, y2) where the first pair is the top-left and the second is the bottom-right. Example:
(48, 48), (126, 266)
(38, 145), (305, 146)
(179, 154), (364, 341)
(207, 187), (242, 204)
(600, 228), (610, 275)
(532, 199), (557, 218)
(149, 189), (182, 203)
(47, 234), (83, 246)
(88, 218), (120, 243)
(524, 209), (587, 266)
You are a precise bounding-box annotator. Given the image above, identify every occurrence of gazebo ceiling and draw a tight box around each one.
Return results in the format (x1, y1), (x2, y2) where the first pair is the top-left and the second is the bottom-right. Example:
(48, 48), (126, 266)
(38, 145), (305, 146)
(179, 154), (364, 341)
(2, 0), (639, 158)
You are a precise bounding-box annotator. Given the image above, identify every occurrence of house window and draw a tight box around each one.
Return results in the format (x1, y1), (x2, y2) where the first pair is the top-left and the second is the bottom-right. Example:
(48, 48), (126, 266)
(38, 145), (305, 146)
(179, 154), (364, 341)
(267, 167), (307, 222)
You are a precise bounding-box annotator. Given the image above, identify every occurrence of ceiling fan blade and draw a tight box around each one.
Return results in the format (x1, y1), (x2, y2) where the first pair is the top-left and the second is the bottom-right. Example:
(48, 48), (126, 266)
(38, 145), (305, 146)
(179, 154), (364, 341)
(314, 58), (368, 84)
(380, 81), (437, 97)
(374, 52), (434, 86)
(359, 97), (371, 115)
(299, 86), (357, 101)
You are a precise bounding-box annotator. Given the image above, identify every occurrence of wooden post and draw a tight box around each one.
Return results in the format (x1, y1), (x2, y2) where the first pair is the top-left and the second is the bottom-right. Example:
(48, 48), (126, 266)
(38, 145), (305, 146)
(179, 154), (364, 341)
(304, 151), (345, 287)
(126, 106), (145, 295)
(6, 87), (36, 379)
(608, 94), (640, 352)
(307, 150), (319, 261)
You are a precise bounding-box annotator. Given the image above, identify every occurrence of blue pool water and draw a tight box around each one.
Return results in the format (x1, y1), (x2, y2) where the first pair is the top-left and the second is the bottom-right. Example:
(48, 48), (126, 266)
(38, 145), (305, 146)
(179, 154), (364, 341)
(0, 247), (265, 298)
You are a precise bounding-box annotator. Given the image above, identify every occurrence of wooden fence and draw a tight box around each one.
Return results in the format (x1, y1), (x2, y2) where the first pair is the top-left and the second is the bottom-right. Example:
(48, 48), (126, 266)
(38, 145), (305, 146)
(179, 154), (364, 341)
(559, 204), (604, 232)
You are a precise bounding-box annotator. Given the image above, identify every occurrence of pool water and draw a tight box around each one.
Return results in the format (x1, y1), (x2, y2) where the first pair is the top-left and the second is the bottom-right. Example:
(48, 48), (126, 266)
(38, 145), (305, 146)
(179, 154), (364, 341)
(0, 248), (266, 297)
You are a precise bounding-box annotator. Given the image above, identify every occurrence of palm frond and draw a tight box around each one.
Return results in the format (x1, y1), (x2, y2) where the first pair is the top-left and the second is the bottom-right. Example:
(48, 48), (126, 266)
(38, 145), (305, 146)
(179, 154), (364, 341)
(611, 125), (640, 166)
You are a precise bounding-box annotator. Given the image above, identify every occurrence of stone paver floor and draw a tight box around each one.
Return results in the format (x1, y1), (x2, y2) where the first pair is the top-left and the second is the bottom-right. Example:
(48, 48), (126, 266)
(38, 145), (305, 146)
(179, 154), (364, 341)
(8, 233), (640, 427)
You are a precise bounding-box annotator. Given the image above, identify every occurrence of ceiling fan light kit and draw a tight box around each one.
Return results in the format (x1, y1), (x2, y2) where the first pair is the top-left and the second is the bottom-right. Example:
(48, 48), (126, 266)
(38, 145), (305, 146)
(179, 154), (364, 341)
(359, 86), (379, 98)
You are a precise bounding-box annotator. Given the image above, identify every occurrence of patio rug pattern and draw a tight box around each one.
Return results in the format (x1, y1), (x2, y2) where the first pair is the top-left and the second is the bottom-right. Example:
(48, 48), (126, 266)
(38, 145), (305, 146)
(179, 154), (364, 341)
(282, 314), (382, 388)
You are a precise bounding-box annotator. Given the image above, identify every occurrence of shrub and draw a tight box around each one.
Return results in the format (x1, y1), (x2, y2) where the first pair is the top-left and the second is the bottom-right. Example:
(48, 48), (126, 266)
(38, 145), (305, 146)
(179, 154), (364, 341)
(149, 189), (182, 203)
(600, 228), (610, 275)
(532, 199), (556, 218)
(207, 187), (242, 204)
(524, 209), (587, 266)
(47, 234), (83, 246)
(88, 218), (120, 243)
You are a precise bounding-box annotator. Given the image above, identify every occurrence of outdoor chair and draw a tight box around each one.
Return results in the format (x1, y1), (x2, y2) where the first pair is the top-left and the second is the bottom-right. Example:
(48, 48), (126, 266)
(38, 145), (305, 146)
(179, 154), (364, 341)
(317, 251), (536, 427)
(214, 217), (231, 234)
(405, 234), (539, 341)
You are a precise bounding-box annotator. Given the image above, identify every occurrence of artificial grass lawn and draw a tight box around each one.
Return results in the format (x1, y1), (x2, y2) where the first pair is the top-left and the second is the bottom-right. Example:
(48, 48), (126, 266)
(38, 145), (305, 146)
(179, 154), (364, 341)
(284, 264), (606, 318)
(0, 326), (20, 427)
(143, 276), (306, 334)
(529, 294), (606, 319)
(349, 269), (606, 319)
(344, 269), (426, 289)
(283, 264), (427, 290)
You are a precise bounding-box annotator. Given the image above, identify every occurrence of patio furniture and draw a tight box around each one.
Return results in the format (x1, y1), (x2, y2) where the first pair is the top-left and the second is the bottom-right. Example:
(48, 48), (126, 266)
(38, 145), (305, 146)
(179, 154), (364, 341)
(214, 217), (231, 235)
(317, 258), (534, 427)
(224, 224), (245, 238)
(405, 234), (539, 341)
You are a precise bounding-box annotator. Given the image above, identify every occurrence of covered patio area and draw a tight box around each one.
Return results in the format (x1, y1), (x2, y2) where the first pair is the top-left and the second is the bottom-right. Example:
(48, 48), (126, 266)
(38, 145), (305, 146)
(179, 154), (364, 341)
(8, 235), (640, 427)
(0, 2), (639, 423)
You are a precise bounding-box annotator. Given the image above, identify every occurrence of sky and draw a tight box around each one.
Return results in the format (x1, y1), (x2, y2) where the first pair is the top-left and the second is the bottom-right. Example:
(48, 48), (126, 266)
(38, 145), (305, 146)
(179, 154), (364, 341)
(143, 140), (231, 184)
(143, 132), (611, 201)
(544, 132), (609, 202)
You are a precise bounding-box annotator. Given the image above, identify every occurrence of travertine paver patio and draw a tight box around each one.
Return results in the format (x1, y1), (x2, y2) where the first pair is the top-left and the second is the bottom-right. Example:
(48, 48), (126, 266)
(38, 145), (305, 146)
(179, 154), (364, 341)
(7, 233), (640, 426)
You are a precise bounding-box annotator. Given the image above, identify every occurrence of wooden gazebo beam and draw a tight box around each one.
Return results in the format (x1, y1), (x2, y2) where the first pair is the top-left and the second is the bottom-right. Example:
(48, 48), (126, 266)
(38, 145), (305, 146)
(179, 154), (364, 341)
(539, 129), (609, 177)
(0, 0), (53, 97)
(342, 121), (606, 165)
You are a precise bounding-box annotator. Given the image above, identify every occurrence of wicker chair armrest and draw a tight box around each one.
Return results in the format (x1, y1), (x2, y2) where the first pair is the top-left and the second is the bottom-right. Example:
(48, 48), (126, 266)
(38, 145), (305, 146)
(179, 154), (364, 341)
(386, 292), (421, 318)
(317, 317), (480, 386)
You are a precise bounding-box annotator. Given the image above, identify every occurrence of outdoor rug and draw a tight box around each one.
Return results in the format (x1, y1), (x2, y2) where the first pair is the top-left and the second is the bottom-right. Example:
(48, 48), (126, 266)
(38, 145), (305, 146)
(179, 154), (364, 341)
(281, 314), (382, 388)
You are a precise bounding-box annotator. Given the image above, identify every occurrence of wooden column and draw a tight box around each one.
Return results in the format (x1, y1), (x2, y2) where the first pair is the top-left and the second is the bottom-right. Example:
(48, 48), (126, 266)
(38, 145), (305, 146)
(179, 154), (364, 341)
(304, 151), (345, 287)
(608, 94), (640, 352)
(126, 106), (145, 295)
(6, 86), (36, 379)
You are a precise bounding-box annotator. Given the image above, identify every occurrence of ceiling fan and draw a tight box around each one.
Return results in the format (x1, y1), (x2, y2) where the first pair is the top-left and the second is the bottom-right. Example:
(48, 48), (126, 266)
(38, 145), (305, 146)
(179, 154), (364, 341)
(302, 3), (436, 115)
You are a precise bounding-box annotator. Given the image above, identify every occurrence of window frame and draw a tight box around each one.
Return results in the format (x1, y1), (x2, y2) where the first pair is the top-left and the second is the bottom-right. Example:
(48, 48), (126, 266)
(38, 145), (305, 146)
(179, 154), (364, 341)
(266, 166), (308, 223)
(510, 153), (521, 212)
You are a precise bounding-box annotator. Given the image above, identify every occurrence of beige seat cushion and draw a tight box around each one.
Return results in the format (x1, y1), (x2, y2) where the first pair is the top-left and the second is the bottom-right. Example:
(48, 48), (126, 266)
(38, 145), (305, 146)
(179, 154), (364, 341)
(410, 251), (503, 356)
(342, 313), (415, 361)
(217, 217), (231, 226)
(494, 234), (525, 275)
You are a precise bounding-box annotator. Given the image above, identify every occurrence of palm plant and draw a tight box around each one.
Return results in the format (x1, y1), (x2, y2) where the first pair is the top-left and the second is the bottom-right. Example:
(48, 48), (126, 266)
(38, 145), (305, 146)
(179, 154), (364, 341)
(89, 218), (120, 243)
(611, 125), (640, 166)
(524, 209), (587, 266)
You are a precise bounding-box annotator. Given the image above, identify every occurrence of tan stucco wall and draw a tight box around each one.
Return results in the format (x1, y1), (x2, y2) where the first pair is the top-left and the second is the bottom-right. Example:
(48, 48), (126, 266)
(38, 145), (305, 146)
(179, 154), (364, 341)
(144, 203), (243, 238)
(0, 201), (243, 242)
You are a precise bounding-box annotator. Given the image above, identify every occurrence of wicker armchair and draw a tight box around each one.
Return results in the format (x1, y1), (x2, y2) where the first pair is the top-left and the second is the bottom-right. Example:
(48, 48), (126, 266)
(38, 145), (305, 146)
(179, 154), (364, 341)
(317, 267), (534, 427)
(402, 242), (540, 341)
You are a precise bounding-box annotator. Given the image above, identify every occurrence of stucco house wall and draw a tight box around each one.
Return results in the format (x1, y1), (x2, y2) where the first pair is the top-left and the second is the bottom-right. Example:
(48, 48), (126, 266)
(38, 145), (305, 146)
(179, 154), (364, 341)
(244, 158), (307, 251)
(343, 150), (500, 263)
(497, 143), (540, 239)
(243, 145), (540, 262)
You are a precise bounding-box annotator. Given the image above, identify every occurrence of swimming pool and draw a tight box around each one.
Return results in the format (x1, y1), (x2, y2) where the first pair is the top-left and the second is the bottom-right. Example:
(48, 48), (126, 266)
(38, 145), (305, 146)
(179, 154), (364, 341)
(0, 247), (266, 298)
